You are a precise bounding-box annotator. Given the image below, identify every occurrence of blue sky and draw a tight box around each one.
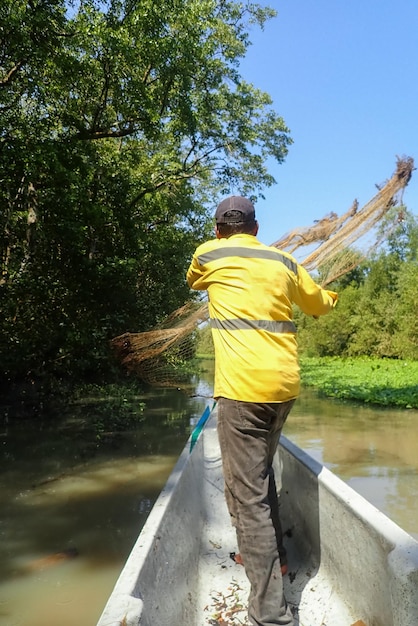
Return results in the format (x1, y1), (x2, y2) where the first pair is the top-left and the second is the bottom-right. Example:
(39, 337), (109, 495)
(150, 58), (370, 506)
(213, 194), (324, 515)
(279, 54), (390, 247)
(238, 0), (418, 245)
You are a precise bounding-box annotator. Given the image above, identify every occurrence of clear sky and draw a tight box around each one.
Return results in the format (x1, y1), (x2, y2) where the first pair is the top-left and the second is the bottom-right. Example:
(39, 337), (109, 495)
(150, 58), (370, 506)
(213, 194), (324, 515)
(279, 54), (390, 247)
(238, 0), (418, 245)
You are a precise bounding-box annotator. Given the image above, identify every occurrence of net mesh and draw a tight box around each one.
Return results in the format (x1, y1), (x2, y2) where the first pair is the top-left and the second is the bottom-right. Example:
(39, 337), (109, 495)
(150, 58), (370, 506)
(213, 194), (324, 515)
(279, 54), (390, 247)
(111, 301), (209, 385)
(112, 157), (414, 386)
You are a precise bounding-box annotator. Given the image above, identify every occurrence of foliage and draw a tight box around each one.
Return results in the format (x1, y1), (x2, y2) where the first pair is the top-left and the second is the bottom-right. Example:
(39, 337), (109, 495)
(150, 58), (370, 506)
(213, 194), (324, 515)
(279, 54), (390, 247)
(390, 262), (418, 359)
(300, 356), (418, 409)
(195, 323), (215, 357)
(0, 0), (291, 388)
(296, 209), (418, 361)
(377, 205), (418, 262)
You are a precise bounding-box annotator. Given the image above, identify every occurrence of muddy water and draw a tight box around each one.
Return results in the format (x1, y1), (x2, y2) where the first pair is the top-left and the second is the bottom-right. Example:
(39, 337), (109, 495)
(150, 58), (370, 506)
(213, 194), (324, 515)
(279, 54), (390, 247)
(1, 373), (417, 626)
(0, 387), (208, 626)
(284, 388), (418, 541)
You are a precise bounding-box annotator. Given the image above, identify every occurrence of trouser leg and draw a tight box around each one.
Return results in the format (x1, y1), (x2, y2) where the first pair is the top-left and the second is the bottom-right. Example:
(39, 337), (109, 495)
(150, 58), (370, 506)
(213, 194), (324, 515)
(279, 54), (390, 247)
(266, 400), (295, 566)
(217, 398), (295, 626)
(268, 467), (287, 565)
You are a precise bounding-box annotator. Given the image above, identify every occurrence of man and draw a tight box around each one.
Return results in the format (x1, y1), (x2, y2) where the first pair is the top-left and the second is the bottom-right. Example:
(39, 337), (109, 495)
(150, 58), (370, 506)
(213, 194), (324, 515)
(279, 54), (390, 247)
(186, 196), (337, 626)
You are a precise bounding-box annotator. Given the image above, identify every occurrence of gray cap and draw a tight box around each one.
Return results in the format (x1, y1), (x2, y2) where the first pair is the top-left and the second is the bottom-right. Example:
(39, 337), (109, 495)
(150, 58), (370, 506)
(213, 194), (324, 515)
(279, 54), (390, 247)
(215, 196), (256, 224)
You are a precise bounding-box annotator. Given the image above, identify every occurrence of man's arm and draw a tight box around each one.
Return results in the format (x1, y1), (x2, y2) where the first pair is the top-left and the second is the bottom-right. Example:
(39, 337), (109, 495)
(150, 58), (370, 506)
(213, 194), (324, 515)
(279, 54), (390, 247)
(186, 255), (204, 290)
(293, 264), (338, 317)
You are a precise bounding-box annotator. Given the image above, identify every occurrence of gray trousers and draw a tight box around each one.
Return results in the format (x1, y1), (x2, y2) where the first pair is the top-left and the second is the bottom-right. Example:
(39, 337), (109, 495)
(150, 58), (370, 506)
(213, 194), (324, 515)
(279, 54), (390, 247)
(217, 397), (295, 626)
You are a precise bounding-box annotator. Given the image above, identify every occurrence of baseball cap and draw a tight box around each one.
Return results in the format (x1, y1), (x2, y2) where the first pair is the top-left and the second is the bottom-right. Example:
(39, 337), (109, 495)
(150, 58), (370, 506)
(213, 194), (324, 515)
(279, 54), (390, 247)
(215, 196), (256, 224)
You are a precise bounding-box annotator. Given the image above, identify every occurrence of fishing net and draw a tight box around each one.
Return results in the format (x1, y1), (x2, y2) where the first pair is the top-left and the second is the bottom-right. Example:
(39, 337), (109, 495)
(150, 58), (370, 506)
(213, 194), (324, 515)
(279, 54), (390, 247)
(111, 301), (209, 386)
(111, 156), (414, 386)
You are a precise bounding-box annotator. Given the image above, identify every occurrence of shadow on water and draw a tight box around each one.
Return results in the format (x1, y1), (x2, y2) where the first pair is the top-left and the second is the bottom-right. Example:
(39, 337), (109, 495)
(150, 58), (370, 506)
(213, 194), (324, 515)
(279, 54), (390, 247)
(0, 385), (208, 626)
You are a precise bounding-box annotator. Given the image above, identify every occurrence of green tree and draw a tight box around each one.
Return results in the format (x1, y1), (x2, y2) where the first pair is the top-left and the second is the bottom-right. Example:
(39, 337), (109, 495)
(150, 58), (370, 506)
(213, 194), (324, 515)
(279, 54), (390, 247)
(378, 205), (418, 262)
(391, 261), (418, 359)
(0, 0), (291, 386)
(294, 283), (358, 357)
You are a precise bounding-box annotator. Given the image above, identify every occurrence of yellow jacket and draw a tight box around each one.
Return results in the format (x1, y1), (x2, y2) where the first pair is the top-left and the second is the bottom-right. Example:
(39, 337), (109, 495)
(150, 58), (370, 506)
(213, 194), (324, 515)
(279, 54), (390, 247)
(187, 234), (337, 402)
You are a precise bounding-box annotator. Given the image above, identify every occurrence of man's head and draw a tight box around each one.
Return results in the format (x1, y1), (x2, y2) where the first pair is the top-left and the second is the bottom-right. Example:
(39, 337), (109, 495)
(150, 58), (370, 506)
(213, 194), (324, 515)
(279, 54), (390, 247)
(214, 195), (258, 238)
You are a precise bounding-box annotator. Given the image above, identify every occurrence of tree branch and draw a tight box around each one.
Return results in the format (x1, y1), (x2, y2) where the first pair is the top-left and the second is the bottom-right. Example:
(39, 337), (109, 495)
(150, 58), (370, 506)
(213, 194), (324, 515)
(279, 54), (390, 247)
(74, 124), (136, 140)
(91, 57), (111, 133)
(0, 59), (26, 86)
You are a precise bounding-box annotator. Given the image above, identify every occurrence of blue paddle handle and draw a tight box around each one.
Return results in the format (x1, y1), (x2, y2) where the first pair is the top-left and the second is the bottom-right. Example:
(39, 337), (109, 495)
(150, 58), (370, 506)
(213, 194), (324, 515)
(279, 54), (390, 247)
(190, 402), (216, 451)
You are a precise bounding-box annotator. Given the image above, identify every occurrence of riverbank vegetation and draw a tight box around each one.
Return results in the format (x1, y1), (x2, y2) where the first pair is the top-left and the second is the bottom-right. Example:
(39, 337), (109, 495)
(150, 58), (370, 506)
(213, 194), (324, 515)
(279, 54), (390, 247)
(293, 210), (418, 408)
(0, 0), (290, 398)
(300, 357), (418, 409)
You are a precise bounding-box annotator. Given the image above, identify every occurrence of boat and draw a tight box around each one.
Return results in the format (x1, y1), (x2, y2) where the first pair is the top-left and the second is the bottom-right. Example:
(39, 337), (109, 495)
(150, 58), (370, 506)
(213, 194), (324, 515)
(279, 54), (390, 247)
(97, 404), (418, 626)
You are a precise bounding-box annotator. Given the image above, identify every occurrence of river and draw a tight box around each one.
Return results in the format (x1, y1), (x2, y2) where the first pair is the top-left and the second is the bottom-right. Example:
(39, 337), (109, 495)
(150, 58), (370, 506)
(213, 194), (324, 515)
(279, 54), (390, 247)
(1, 366), (417, 626)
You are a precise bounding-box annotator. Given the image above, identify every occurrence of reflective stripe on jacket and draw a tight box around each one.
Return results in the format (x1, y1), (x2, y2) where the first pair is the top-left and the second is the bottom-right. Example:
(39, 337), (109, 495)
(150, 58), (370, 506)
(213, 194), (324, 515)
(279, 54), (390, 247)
(186, 234), (337, 402)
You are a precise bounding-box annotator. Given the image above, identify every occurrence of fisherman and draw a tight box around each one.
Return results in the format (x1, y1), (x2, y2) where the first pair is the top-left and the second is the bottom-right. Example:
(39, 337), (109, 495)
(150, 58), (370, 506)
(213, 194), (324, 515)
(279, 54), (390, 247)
(186, 196), (338, 626)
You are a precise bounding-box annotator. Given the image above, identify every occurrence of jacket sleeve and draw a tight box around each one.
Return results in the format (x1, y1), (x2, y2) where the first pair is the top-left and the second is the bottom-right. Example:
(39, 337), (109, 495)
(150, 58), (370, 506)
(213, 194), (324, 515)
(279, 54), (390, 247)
(186, 254), (204, 290)
(292, 264), (338, 317)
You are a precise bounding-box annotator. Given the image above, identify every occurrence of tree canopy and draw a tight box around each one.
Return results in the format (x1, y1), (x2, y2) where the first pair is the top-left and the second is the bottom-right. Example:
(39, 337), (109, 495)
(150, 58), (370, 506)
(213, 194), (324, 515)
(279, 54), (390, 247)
(0, 0), (291, 385)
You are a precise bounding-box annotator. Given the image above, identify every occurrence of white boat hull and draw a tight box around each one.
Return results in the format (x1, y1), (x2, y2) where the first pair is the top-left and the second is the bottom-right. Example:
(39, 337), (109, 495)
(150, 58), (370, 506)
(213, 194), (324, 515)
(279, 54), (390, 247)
(97, 407), (418, 626)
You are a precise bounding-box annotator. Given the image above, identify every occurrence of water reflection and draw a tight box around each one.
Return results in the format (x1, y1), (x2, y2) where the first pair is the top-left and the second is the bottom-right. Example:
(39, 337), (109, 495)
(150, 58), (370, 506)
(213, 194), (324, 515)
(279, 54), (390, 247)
(0, 370), (417, 626)
(0, 387), (207, 626)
